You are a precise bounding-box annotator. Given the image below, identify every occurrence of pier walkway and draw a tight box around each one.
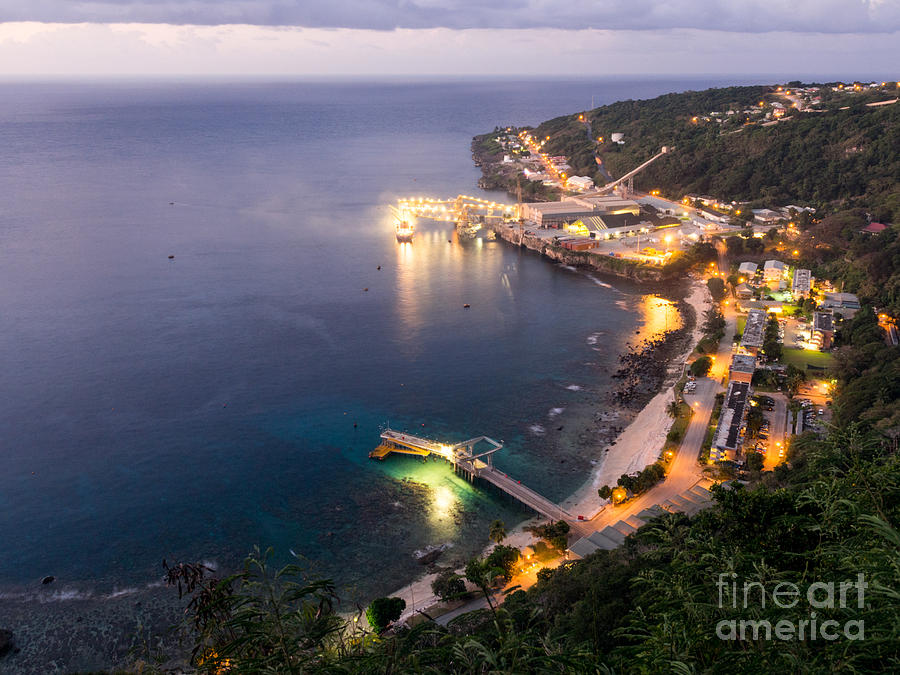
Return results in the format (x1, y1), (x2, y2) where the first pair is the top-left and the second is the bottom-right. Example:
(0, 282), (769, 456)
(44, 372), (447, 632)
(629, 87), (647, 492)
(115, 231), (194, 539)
(471, 465), (572, 523)
(371, 429), (575, 525)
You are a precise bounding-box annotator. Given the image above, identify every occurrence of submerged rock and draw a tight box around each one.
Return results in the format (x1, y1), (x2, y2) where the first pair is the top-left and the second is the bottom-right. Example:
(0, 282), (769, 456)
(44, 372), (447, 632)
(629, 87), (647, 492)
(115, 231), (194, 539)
(0, 629), (13, 657)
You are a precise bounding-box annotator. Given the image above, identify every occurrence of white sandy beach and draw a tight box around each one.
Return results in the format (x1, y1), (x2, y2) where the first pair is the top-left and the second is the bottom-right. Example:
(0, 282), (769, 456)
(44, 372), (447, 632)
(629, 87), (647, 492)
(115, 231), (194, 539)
(392, 279), (710, 623)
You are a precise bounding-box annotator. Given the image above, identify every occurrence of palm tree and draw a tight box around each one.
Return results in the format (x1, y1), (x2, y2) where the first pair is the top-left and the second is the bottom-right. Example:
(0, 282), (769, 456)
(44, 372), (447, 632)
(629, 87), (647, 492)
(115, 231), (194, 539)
(726, 272), (739, 297)
(666, 400), (680, 419)
(489, 519), (507, 545)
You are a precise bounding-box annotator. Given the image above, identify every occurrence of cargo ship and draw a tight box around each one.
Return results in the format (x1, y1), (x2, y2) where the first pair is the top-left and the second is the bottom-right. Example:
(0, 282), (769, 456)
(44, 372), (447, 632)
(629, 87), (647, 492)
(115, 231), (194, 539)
(391, 205), (415, 242)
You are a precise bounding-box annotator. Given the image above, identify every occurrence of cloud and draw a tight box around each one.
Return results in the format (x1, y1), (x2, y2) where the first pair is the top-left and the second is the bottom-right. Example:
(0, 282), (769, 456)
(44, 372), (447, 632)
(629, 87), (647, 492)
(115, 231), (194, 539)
(1, 0), (899, 34)
(0, 22), (897, 77)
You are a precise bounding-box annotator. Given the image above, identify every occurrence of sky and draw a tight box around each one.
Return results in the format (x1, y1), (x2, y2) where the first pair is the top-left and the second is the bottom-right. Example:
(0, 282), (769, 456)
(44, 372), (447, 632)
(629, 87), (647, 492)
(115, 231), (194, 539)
(0, 1), (897, 77)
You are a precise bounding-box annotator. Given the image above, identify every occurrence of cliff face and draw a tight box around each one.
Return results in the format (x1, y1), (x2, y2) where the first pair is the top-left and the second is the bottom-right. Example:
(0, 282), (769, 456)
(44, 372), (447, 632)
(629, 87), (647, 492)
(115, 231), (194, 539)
(491, 225), (663, 282)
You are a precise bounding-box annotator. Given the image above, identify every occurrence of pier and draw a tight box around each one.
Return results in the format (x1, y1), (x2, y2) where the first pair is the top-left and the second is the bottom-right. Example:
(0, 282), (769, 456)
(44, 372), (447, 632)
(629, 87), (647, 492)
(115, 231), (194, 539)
(395, 195), (515, 235)
(371, 429), (572, 523)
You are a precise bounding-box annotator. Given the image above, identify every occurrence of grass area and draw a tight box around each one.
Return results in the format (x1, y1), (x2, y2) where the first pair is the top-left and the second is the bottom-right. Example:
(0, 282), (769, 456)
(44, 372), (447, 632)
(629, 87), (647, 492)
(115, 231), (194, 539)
(736, 316), (747, 335)
(781, 348), (835, 371)
(699, 393), (725, 464)
(661, 403), (693, 460)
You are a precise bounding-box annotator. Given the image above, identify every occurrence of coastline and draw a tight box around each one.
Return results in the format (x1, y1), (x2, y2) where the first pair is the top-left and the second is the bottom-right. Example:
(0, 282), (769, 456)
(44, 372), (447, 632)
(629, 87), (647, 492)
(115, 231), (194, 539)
(389, 277), (709, 624)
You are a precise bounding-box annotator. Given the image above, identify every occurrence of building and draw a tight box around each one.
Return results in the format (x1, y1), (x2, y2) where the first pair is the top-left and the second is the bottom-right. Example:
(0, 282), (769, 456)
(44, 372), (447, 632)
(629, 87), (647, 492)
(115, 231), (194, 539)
(566, 176), (594, 191)
(811, 312), (835, 350)
(738, 261), (758, 277)
(555, 235), (597, 251)
(520, 195), (640, 228)
(782, 205), (816, 216)
(737, 299), (785, 313)
(753, 208), (782, 224)
(741, 309), (768, 355)
(699, 207), (730, 224)
(711, 380), (751, 462)
(821, 292), (861, 318)
(729, 354), (757, 383)
(792, 268), (812, 297)
(573, 213), (648, 239)
(735, 283), (754, 301)
(861, 222), (887, 235)
(763, 259), (786, 284)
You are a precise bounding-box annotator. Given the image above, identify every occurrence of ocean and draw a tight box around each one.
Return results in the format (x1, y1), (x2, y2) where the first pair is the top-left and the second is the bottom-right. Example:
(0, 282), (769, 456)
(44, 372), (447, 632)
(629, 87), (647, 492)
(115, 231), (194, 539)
(0, 76), (751, 669)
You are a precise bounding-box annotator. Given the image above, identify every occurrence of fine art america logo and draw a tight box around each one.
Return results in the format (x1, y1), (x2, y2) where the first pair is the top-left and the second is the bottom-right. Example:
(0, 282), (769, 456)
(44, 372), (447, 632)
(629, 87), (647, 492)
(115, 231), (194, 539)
(715, 573), (867, 641)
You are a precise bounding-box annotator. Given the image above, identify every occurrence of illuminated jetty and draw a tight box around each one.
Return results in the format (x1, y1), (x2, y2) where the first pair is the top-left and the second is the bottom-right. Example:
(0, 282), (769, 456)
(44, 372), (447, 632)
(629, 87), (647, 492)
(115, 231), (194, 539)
(371, 429), (572, 523)
(395, 195), (516, 235)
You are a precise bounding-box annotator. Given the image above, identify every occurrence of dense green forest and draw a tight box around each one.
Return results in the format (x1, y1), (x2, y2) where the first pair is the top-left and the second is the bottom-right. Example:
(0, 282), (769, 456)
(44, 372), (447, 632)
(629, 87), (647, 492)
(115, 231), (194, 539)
(531, 84), (899, 222)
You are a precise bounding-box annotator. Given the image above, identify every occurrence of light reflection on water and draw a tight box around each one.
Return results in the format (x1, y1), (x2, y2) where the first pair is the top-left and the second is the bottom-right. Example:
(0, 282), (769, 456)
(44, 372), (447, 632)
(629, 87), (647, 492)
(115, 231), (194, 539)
(638, 295), (683, 337)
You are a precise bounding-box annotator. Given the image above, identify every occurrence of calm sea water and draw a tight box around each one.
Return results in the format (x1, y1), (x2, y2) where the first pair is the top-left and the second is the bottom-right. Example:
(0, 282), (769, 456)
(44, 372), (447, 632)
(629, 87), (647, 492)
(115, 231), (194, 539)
(0, 77), (743, 603)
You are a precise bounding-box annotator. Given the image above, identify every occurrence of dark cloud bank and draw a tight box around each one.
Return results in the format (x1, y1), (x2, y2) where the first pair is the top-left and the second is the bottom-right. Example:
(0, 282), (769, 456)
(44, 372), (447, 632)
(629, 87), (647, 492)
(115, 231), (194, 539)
(3, 0), (899, 33)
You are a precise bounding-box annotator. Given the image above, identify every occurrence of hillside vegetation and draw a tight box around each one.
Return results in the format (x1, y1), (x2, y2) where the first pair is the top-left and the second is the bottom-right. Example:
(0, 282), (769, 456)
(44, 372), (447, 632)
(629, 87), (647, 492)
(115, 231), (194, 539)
(534, 84), (899, 221)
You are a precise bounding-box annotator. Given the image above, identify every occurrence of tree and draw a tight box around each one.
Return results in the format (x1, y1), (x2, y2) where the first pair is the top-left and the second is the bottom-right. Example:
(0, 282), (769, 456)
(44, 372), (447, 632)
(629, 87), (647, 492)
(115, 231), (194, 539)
(366, 596), (406, 633)
(785, 364), (806, 397)
(525, 521), (570, 553)
(489, 519), (507, 545)
(431, 570), (466, 602)
(762, 315), (782, 362)
(598, 485), (613, 500)
(703, 307), (726, 334)
(464, 557), (507, 611)
(725, 236), (744, 257)
(746, 406), (765, 439)
(726, 273), (740, 296)
(745, 237), (764, 254)
(690, 356), (713, 377)
(745, 451), (764, 472)
(666, 400), (680, 418)
(163, 548), (343, 671)
(707, 277), (726, 302)
(485, 545), (521, 581)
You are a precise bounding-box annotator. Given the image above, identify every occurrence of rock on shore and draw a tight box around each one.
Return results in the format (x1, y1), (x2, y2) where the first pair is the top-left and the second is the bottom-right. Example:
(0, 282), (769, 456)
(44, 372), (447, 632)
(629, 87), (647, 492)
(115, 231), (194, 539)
(0, 629), (14, 657)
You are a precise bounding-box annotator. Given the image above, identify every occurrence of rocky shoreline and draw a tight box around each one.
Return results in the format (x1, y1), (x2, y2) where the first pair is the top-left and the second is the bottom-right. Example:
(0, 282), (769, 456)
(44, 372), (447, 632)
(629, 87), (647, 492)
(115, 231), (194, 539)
(490, 223), (665, 282)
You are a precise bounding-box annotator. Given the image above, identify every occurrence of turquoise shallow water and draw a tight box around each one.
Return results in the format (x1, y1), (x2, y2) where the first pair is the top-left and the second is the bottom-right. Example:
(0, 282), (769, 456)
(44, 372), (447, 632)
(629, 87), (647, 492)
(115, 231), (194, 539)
(0, 78), (732, 607)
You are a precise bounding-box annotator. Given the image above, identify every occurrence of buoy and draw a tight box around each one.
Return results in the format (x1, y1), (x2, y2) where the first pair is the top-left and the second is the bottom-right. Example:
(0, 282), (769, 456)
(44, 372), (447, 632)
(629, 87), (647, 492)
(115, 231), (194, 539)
(168, 255), (175, 259)
(377, 265), (381, 270)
